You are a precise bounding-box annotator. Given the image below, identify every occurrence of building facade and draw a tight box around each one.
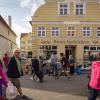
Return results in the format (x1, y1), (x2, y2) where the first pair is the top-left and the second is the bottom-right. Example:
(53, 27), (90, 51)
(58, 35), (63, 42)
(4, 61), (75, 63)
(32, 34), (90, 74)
(0, 15), (17, 57)
(31, 0), (100, 65)
(20, 33), (32, 58)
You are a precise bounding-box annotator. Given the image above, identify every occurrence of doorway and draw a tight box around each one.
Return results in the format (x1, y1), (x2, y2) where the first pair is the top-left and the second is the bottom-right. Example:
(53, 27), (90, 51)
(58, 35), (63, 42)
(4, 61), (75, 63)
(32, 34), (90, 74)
(65, 45), (76, 60)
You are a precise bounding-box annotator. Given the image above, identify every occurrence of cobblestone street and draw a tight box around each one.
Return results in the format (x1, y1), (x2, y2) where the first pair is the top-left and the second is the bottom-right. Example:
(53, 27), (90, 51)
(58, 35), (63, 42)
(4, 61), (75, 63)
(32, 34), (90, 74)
(20, 73), (89, 100)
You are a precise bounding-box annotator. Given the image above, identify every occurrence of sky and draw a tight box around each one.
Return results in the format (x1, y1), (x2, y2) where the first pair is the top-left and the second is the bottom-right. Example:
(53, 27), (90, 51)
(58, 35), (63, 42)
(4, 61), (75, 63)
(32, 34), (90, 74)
(0, 0), (45, 47)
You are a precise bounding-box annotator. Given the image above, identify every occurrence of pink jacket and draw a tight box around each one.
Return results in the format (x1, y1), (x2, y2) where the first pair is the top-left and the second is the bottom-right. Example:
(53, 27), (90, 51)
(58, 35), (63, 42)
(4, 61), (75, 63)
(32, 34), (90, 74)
(0, 64), (8, 87)
(89, 61), (100, 90)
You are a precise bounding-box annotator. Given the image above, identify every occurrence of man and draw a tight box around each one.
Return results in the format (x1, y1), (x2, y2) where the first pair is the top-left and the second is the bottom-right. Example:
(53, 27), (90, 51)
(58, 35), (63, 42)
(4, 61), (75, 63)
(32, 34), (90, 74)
(7, 48), (26, 98)
(31, 56), (43, 82)
(51, 53), (58, 79)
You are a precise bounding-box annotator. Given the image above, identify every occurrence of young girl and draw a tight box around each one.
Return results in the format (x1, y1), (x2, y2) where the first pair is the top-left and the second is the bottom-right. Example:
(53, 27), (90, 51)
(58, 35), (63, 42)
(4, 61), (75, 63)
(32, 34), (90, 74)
(0, 61), (8, 100)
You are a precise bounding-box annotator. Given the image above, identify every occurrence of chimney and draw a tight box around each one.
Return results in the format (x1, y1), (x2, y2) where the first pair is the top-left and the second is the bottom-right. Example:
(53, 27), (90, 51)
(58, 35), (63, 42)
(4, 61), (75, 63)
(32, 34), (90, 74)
(8, 16), (12, 28)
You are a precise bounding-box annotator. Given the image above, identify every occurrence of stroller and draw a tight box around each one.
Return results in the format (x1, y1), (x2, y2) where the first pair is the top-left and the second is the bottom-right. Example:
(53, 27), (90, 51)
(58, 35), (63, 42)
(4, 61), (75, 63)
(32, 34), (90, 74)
(75, 65), (82, 75)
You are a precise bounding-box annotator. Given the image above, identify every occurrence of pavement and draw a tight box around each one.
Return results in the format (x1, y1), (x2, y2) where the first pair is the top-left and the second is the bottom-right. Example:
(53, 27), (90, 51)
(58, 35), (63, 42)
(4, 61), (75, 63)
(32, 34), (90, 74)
(12, 72), (100, 100)
(20, 73), (89, 100)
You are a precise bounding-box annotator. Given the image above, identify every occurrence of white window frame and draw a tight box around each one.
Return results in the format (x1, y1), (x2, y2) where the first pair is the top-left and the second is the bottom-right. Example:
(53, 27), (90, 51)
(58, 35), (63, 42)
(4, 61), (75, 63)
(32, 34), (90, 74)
(67, 27), (76, 37)
(74, 2), (86, 16)
(51, 27), (60, 37)
(96, 27), (100, 37)
(58, 2), (70, 16)
(82, 27), (91, 37)
(37, 27), (46, 37)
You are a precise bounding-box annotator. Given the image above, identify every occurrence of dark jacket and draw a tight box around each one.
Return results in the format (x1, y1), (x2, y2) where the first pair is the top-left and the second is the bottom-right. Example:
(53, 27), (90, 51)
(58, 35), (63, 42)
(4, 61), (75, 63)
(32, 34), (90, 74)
(7, 56), (23, 78)
(31, 58), (39, 71)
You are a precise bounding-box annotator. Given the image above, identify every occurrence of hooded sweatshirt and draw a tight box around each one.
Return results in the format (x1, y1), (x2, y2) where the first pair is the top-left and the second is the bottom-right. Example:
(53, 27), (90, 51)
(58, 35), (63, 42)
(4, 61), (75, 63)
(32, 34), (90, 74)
(0, 64), (8, 87)
(89, 61), (100, 90)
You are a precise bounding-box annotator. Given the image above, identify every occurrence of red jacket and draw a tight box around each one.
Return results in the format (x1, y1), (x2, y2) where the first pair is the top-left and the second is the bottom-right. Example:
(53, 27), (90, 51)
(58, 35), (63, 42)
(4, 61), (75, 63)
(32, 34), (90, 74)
(89, 61), (100, 90)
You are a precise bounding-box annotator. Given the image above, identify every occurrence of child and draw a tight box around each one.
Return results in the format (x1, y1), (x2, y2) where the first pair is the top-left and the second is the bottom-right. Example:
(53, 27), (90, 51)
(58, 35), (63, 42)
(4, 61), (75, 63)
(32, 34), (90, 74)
(0, 63), (8, 100)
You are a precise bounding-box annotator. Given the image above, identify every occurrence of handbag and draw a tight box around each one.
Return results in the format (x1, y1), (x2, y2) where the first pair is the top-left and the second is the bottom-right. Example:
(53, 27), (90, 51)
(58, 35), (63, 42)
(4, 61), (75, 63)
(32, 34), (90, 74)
(6, 81), (18, 99)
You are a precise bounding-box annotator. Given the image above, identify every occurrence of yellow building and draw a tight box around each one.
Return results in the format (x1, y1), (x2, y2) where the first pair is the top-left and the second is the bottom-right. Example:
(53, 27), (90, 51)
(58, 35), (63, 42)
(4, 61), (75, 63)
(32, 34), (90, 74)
(0, 15), (17, 57)
(31, 0), (100, 65)
(20, 32), (32, 58)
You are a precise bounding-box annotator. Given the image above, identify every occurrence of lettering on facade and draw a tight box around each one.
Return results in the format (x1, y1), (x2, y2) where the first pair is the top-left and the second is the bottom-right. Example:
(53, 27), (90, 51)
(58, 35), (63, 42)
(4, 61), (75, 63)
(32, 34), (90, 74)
(41, 40), (50, 44)
(67, 40), (89, 44)
(40, 40), (100, 45)
(53, 40), (65, 44)
(93, 40), (100, 44)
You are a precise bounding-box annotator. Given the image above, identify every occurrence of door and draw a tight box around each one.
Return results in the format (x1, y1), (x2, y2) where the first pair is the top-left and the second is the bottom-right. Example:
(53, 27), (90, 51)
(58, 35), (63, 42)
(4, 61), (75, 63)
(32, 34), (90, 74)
(65, 45), (76, 60)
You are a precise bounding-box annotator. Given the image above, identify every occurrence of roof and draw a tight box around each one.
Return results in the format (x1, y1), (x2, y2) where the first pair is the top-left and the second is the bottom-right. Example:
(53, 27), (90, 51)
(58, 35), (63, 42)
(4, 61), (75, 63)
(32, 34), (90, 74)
(0, 15), (17, 36)
(20, 33), (28, 38)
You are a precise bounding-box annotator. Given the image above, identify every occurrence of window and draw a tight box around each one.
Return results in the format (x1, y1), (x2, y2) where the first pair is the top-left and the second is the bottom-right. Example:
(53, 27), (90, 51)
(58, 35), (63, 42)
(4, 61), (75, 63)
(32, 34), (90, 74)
(59, 3), (69, 15)
(28, 40), (32, 44)
(84, 46), (89, 51)
(75, 4), (85, 15)
(40, 46), (44, 49)
(96, 27), (100, 37)
(52, 46), (57, 50)
(37, 27), (46, 37)
(97, 47), (100, 50)
(45, 46), (51, 50)
(67, 27), (75, 36)
(40, 45), (57, 50)
(82, 27), (91, 37)
(90, 47), (96, 51)
(51, 27), (59, 36)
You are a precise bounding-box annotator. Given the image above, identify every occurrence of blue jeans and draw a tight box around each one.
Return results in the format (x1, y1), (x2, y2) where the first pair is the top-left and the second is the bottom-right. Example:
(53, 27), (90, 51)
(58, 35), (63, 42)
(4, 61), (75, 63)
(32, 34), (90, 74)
(52, 64), (58, 77)
(88, 88), (100, 100)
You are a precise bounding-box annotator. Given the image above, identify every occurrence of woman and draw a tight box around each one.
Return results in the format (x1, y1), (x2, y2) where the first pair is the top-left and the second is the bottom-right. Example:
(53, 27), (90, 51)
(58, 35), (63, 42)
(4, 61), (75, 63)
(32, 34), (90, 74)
(88, 53), (100, 100)
(7, 48), (26, 98)
(60, 53), (69, 76)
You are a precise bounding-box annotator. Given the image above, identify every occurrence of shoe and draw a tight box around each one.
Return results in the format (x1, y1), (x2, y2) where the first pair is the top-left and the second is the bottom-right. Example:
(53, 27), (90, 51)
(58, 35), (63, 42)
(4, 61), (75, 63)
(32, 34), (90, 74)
(30, 77), (33, 80)
(36, 79), (40, 82)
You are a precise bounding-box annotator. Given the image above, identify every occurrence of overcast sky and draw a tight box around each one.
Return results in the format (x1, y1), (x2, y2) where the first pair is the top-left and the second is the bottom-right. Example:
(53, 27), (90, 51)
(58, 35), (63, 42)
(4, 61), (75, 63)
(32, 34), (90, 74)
(0, 0), (44, 47)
